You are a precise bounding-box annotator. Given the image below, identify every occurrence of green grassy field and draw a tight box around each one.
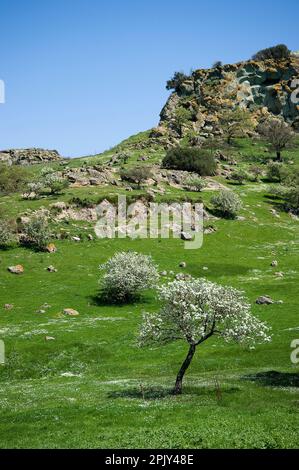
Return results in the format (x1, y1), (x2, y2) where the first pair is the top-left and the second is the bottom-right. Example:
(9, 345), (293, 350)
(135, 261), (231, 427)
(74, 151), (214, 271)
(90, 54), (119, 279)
(0, 137), (299, 449)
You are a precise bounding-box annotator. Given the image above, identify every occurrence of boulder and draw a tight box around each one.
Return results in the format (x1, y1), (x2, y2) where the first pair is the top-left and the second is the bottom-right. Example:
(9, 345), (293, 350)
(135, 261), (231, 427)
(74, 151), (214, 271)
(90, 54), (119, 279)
(181, 232), (193, 241)
(256, 295), (274, 305)
(63, 308), (80, 317)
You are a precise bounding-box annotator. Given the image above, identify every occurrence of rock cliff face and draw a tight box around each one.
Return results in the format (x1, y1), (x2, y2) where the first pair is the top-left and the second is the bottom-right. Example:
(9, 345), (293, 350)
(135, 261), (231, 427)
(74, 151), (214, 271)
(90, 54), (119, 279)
(0, 148), (62, 165)
(154, 54), (299, 144)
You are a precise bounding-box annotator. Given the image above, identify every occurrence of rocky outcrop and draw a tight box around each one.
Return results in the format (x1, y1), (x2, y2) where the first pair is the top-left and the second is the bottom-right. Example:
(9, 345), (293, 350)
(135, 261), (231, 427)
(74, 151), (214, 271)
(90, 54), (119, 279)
(63, 166), (119, 187)
(154, 54), (299, 143)
(0, 148), (62, 165)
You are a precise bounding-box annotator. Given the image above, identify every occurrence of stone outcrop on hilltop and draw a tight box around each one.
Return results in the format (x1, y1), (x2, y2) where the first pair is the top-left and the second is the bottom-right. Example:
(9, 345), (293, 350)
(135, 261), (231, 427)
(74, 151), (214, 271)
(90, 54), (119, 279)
(0, 148), (62, 165)
(152, 54), (299, 145)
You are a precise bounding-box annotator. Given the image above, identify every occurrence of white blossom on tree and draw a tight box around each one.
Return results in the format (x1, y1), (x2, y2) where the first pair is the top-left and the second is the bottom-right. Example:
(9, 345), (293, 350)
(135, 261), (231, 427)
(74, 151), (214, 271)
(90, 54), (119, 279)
(139, 278), (271, 394)
(99, 251), (159, 303)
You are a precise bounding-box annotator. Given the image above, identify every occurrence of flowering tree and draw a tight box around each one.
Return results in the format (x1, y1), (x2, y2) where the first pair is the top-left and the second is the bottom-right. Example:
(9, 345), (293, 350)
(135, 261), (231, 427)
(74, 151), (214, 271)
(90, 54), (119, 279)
(99, 251), (159, 303)
(41, 168), (69, 195)
(139, 278), (271, 394)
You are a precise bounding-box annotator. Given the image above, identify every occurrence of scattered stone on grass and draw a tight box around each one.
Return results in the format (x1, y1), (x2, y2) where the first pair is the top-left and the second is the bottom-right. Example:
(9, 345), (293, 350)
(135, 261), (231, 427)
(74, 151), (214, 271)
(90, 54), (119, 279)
(4, 304), (14, 310)
(47, 265), (57, 273)
(271, 260), (278, 267)
(256, 296), (283, 305)
(256, 296), (274, 305)
(179, 261), (186, 268)
(46, 243), (57, 253)
(204, 226), (217, 234)
(181, 232), (192, 241)
(8, 265), (24, 275)
(63, 308), (80, 317)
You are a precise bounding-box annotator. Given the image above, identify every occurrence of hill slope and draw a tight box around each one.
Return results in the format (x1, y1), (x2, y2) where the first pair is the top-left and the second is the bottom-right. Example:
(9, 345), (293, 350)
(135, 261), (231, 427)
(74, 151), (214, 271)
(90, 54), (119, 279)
(0, 55), (299, 449)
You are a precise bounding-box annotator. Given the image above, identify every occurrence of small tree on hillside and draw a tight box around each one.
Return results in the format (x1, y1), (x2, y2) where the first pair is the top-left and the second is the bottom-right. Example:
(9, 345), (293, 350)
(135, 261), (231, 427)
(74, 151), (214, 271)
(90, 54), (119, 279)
(166, 71), (189, 91)
(258, 119), (294, 162)
(174, 107), (193, 137)
(0, 164), (30, 195)
(139, 278), (271, 394)
(41, 168), (69, 195)
(252, 44), (290, 61)
(250, 165), (263, 182)
(20, 217), (52, 251)
(219, 108), (254, 145)
(230, 168), (249, 185)
(120, 166), (152, 188)
(212, 61), (222, 68)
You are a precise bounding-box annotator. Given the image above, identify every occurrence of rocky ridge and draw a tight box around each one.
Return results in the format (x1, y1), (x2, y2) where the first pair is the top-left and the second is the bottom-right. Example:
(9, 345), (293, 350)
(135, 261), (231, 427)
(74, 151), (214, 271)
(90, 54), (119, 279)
(151, 54), (299, 145)
(0, 148), (62, 165)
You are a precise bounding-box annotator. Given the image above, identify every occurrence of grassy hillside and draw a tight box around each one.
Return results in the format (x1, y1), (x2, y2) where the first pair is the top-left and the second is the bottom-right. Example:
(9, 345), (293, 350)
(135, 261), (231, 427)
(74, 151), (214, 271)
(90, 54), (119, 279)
(0, 135), (299, 448)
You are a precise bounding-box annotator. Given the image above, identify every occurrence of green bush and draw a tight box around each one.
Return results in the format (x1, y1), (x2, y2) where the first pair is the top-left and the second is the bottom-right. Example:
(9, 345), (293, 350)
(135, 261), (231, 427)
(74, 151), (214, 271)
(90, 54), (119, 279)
(120, 166), (152, 188)
(162, 147), (217, 176)
(211, 190), (242, 218)
(20, 217), (52, 251)
(230, 169), (249, 185)
(0, 164), (30, 195)
(0, 219), (16, 248)
(250, 165), (263, 182)
(252, 44), (290, 61)
(184, 176), (206, 192)
(266, 162), (290, 182)
(287, 186), (299, 213)
(69, 196), (95, 208)
(269, 169), (299, 214)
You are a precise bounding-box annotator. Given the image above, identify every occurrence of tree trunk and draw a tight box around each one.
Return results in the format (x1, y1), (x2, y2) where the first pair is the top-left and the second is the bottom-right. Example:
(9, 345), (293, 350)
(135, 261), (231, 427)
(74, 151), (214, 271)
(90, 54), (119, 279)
(276, 150), (282, 162)
(173, 344), (196, 395)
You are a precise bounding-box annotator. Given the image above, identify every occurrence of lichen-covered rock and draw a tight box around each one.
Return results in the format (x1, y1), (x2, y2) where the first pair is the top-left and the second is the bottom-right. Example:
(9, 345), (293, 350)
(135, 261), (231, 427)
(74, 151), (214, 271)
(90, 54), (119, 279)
(64, 166), (118, 187)
(157, 55), (299, 144)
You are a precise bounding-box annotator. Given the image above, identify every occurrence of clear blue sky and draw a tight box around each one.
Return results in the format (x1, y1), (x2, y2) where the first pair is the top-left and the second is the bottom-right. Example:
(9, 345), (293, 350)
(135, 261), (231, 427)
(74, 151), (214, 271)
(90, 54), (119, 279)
(0, 0), (298, 157)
